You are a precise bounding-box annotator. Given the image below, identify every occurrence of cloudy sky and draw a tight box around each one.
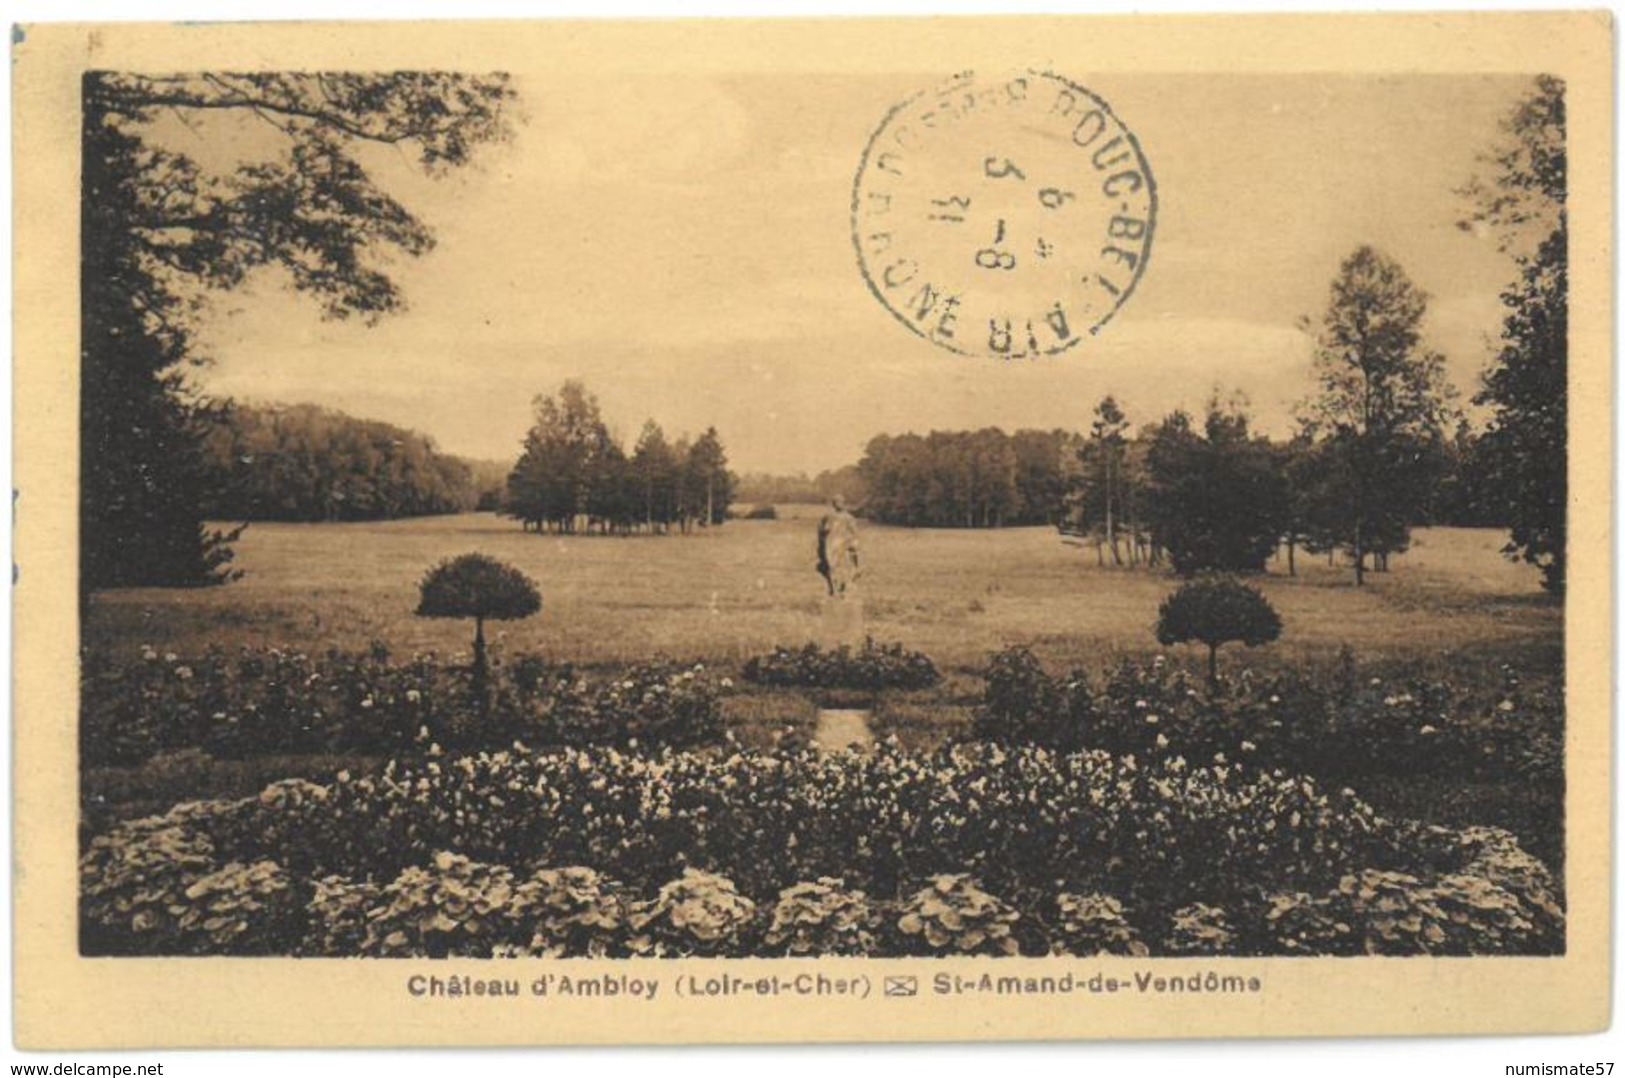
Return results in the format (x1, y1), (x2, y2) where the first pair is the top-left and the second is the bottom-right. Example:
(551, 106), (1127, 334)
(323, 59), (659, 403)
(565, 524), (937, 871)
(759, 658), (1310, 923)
(189, 70), (1537, 474)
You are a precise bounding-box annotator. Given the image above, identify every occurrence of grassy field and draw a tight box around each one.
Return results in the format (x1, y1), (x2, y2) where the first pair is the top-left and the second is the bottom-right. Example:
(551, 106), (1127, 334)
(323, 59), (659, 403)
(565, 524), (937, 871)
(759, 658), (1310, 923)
(81, 509), (1567, 874)
(85, 507), (1560, 676)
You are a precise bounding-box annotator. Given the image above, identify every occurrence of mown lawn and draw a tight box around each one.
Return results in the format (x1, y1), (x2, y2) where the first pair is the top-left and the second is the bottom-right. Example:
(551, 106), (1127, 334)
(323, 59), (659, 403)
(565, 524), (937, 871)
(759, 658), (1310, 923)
(84, 510), (1559, 675)
(82, 512), (1565, 873)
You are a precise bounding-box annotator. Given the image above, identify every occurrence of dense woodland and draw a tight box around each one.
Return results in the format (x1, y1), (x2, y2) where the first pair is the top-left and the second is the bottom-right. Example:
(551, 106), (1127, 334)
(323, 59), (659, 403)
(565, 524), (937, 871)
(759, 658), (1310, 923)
(855, 429), (1079, 528)
(199, 403), (504, 522)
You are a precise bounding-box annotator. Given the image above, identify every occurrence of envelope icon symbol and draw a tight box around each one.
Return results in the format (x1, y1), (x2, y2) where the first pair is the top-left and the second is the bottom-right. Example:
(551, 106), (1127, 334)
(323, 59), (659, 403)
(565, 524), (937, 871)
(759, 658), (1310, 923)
(885, 975), (918, 997)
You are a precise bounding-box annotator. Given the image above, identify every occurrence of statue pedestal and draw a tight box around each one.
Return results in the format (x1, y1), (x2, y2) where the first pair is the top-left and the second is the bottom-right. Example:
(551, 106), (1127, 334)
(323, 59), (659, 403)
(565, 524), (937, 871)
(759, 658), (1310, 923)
(818, 595), (866, 647)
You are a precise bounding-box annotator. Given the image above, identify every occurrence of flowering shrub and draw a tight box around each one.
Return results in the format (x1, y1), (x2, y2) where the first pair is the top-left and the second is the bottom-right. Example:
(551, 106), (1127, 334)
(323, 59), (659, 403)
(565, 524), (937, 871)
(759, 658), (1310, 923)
(894, 875), (1021, 956)
(511, 867), (630, 958)
(1328, 868), (1551, 956)
(974, 646), (1092, 750)
(80, 742), (1564, 957)
(362, 852), (522, 958)
(80, 647), (727, 766)
(1164, 903), (1237, 956)
(1053, 893), (1149, 957)
(1260, 891), (1356, 955)
(173, 860), (301, 954)
(592, 662), (725, 749)
(763, 878), (881, 956)
(80, 813), (221, 955)
(1449, 825), (1564, 928)
(627, 869), (757, 957)
(975, 648), (1563, 791)
(304, 875), (382, 955)
(213, 744), (1406, 915)
(742, 639), (940, 691)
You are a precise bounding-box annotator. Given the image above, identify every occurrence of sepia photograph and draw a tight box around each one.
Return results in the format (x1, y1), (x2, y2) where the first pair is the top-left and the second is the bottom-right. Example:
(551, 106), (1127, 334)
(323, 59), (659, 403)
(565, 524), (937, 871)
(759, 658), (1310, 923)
(10, 10), (1612, 1051)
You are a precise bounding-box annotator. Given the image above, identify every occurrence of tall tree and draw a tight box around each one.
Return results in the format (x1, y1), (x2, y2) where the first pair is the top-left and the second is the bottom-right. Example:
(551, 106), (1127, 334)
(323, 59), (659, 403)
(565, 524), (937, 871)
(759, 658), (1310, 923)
(508, 388), (732, 536)
(1087, 398), (1130, 564)
(631, 420), (680, 531)
(1302, 246), (1455, 584)
(1462, 75), (1567, 596)
(507, 381), (610, 532)
(584, 433), (634, 534)
(81, 72), (513, 591)
(1010, 429), (1080, 527)
(1144, 401), (1287, 575)
(1275, 430), (1319, 576)
(967, 427), (1019, 528)
(1430, 418), (1503, 529)
(684, 427), (736, 527)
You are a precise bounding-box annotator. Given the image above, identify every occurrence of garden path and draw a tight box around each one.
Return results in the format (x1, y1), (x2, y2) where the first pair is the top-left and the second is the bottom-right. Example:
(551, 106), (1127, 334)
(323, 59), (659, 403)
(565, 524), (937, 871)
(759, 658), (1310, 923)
(812, 709), (874, 754)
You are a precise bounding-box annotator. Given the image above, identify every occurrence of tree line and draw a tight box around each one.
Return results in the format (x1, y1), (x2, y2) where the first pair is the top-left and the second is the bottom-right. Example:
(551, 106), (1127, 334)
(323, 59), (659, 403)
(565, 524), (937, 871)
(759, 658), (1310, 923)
(505, 381), (737, 535)
(79, 72), (1562, 599)
(852, 245), (1505, 588)
(856, 429), (1079, 528)
(1060, 391), (1447, 582)
(839, 75), (1568, 597)
(197, 403), (504, 522)
(1057, 241), (1465, 584)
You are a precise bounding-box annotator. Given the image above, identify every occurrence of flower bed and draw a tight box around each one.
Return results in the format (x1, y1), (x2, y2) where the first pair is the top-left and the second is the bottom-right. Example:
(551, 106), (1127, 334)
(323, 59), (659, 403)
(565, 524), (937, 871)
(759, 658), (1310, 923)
(975, 647), (1562, 788)
(79, 742), (1562, 957)
(79, 647), (727, 766)
(741, 639), (940, 691)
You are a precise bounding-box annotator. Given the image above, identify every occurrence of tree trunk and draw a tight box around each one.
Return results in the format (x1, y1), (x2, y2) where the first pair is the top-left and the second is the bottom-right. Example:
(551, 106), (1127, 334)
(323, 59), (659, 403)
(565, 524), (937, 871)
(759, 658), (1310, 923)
(1287, 538), (1296, 577)
(1207, 643), (1219, 686)
(1105, 460), (1117, 562)
(472, 615), (489, 717)
(1353, 520), (1365, 586)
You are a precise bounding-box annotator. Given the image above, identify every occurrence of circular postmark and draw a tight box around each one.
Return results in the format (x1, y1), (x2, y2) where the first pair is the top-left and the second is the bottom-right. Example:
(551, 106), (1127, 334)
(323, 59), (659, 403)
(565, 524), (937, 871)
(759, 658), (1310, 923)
(852, 70), (1157, 359)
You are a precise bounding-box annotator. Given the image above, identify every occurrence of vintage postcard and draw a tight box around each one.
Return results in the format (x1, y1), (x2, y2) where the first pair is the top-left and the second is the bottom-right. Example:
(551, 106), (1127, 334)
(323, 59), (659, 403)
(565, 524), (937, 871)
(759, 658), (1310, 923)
(10, 12), (1613, 1049)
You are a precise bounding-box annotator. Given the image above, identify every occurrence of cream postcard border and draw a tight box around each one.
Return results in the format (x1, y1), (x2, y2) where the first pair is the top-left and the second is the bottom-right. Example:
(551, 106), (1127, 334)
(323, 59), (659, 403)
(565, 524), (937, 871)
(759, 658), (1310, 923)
(11, 12), (1613, 1048)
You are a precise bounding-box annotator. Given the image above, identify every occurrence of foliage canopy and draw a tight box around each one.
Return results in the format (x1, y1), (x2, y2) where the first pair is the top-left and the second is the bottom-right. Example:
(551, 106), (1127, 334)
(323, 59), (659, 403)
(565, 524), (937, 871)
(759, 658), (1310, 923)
(1155, 577), (1283, 681)
(1144, 402), (1288, 575)
(1300, 246), (1455, 584)
(1463, 75), (1567, 596)
(416, 553), (541, 623)
(82, 71), (514, 590)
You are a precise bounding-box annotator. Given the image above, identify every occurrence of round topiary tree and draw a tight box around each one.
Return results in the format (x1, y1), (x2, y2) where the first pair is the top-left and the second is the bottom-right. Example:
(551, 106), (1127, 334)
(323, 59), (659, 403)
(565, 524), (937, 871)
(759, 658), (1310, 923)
(1154, 576), (1282, 684)
(416, 554), (541, 693)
